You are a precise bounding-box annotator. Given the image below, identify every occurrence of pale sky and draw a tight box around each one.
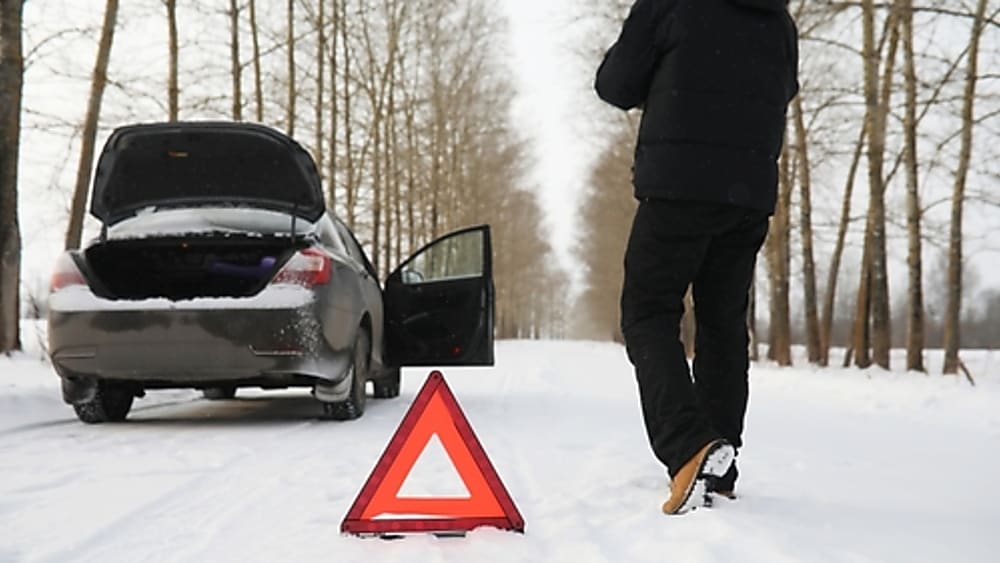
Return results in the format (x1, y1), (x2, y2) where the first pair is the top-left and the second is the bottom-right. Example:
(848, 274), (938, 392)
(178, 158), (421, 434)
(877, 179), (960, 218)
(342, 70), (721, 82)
(500, 0), (617, 285)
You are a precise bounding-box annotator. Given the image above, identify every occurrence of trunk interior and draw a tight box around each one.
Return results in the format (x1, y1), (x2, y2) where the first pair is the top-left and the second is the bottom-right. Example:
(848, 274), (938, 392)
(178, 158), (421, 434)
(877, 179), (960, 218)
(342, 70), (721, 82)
(85, 236), (301, 300)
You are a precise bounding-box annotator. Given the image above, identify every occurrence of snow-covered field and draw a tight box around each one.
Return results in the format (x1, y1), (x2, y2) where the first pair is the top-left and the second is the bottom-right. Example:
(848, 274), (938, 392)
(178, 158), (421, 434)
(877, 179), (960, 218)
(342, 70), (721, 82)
(2, 322), (998, 563)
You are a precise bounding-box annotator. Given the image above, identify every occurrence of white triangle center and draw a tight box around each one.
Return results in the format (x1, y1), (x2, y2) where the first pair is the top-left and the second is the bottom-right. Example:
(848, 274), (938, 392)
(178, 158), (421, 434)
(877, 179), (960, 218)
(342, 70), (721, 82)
(396, 433), (471, 499)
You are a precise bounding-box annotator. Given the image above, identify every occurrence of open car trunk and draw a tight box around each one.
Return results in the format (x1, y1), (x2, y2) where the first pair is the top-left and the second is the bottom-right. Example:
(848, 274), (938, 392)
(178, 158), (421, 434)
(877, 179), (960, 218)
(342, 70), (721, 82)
(85, 236), (300, 301)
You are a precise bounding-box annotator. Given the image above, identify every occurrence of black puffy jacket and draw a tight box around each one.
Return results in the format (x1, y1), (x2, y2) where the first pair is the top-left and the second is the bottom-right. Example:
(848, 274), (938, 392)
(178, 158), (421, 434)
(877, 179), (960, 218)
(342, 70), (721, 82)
(596, 0), (799, 213)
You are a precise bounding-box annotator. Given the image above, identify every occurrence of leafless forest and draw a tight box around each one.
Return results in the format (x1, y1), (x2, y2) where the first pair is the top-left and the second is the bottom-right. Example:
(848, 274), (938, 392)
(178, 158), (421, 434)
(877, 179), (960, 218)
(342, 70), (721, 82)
(577, 0), (1000, 375)
(1, 1), (999, 376)
(0, 0), (569, 353)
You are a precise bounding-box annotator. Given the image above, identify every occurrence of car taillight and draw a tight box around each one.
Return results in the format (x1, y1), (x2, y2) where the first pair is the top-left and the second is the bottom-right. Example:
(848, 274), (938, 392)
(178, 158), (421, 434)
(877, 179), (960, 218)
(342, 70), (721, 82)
(271, 247), (332, 287)
(50, 254), (87, 293)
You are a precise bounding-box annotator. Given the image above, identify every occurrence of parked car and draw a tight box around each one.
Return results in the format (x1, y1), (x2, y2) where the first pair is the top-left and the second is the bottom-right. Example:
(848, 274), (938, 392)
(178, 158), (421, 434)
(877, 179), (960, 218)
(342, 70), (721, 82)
(47, 121), (494, 423)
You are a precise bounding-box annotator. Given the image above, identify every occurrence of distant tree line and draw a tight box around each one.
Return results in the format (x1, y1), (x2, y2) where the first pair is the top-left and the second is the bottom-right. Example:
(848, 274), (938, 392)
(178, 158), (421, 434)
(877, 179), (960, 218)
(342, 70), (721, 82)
(577, 0), (1000, 375)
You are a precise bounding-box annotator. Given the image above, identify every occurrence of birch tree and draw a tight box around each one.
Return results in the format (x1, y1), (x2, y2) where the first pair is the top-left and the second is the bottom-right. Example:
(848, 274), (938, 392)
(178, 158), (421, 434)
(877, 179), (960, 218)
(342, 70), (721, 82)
(792, 94), (821, 364)
(943, 0), (991, 375)
(900, 0), (925, 372)
(248, 0), (263, 121)
(286, 0), (296, 135)
(856, 0), (897, 369)
(165, 0), (178, 121)
(766, 137), (793, 367)
(0, 0), (24, 354)
(229, 0), (242, 121)
(65, 0), (120, 250)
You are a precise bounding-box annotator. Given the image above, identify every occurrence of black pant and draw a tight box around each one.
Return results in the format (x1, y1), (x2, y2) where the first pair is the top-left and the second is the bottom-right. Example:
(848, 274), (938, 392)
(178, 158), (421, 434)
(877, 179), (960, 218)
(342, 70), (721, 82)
(621, 199), (769, 479)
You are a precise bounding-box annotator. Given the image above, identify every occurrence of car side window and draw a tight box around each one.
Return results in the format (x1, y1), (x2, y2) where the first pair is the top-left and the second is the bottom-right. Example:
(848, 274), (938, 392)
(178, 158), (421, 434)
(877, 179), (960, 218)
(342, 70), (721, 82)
(401, 229), (483, 285)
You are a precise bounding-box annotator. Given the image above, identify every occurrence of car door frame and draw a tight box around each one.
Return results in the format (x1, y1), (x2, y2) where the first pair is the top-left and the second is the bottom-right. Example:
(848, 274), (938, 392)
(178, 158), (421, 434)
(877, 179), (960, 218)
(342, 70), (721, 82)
(382, 225), (494, 368)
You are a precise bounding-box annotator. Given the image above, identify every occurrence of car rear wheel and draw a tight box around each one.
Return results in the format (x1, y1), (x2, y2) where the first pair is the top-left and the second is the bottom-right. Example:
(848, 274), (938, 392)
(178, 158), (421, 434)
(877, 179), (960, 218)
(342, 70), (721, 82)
(373, 368), (401, 399)
(73, 382), (134, 424)
(323, 329), (369, 421)
(203, 386), (237, 400)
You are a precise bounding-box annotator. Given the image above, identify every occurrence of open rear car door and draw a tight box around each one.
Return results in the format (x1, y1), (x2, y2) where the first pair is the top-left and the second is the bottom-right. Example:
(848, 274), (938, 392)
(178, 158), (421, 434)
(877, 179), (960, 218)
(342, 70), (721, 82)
(384, 225), (494, 367)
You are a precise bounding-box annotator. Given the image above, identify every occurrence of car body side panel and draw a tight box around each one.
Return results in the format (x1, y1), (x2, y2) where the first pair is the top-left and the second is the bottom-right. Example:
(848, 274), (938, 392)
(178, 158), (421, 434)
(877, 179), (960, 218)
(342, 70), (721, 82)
(312, 240), (386, 375)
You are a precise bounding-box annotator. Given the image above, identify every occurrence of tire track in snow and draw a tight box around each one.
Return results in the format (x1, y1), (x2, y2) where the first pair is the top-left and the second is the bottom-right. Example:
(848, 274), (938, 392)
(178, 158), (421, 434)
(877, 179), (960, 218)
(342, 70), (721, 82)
(32, 396), (406, 563)
(43, 419), (325, 563)
(0, 396), (202, 440)
(2, 395), (347, 562)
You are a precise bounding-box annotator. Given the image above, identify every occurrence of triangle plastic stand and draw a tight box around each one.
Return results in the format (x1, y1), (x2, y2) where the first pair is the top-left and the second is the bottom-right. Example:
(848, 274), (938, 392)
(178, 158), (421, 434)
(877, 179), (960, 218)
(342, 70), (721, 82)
(341, 371), (525, 537)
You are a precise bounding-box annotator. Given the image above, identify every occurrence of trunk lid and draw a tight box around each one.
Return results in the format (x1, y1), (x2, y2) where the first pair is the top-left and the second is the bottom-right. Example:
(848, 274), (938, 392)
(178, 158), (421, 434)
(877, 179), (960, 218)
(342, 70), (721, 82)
(91, 122), (325, 226)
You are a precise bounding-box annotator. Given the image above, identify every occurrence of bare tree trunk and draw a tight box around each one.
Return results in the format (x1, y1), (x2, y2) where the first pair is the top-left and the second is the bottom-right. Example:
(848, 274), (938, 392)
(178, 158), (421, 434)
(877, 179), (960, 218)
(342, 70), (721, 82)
(792, 94), (821, 364)
(248, 0), (263, 122)
(382, 114), (393, 276)
(327, 0), (340, 211)
(767, 136), (793, 366)
(851, 243), (872, 369)
(286, 0), (296, 136)
(860, 0), (896, 369)
(0, 0), (25, 353)
(901, 0), (925, 373)
(65, 0), (120, 250)
(404, 94), (417, 255)
(165, 0), (179, 122)
(340, 0), (355, 228)
(371, 111), (383, 275)
(820, 124), (866, 366)
(386, 82), (401, 270)
(943, 0), (989, 375)
(429, 56), (445, 241)
(313, 0), (325, 180)
(229, 0), (242, 121)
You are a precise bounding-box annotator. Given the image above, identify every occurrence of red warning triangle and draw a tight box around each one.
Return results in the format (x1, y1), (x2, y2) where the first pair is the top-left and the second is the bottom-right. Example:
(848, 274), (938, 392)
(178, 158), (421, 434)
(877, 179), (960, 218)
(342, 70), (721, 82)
(341, 371), (525, 536)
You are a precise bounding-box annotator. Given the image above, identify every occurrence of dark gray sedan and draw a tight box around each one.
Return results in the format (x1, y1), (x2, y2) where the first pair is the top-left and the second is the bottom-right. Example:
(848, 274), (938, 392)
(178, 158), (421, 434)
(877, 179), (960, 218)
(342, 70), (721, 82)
(47, 122), (494, 423)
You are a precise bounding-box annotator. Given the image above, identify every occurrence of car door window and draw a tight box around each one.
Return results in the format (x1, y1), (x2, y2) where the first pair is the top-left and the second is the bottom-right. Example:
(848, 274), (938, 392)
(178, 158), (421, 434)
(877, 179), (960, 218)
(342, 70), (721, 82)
(400, 230), (483, 285)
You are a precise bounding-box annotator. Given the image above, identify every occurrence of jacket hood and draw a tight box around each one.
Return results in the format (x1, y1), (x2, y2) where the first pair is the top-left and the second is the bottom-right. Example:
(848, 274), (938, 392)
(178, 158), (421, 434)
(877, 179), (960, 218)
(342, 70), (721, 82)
(727, 0), (788, 12)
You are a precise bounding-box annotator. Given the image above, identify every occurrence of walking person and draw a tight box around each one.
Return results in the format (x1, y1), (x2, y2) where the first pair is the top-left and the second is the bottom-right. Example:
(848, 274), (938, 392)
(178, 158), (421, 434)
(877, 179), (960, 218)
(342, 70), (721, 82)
(595, 0), (799, 514)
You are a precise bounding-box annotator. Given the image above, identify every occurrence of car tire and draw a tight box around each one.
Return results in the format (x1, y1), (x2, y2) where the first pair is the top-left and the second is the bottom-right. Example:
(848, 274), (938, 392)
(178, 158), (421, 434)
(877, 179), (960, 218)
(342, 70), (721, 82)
(323, 329), (369, 421)
(73, 382), (134, 424)
(373, 368), (401, 399)
(203, 386), (237, 400)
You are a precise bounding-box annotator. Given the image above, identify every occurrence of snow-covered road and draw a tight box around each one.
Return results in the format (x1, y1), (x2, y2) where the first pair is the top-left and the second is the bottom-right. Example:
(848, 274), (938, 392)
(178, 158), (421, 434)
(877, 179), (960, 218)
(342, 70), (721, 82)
(2, 330), (998, 563)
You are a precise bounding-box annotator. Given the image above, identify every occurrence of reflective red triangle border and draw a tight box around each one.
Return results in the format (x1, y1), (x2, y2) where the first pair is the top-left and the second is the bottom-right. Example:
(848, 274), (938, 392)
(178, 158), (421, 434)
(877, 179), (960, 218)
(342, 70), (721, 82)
(341, 371), (525, 536)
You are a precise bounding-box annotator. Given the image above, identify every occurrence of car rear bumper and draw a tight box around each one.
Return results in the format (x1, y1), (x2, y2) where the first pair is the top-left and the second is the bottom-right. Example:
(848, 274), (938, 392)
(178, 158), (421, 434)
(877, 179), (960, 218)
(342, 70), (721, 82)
(48, 288), (351, 386)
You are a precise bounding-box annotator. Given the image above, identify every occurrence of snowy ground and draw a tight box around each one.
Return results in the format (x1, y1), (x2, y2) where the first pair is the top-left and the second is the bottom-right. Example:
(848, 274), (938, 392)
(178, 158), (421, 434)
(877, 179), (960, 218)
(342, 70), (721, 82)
(2, 322), (999, 563)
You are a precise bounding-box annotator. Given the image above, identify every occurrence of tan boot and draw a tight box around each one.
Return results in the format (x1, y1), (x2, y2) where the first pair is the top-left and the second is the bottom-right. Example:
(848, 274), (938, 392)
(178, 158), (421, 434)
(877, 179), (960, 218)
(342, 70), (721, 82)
(662, 439), (735, 515)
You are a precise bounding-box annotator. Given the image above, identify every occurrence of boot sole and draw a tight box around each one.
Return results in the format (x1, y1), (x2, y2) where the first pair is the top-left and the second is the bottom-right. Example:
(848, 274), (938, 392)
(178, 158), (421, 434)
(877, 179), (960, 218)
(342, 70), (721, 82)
(672, 441), (736, 515)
